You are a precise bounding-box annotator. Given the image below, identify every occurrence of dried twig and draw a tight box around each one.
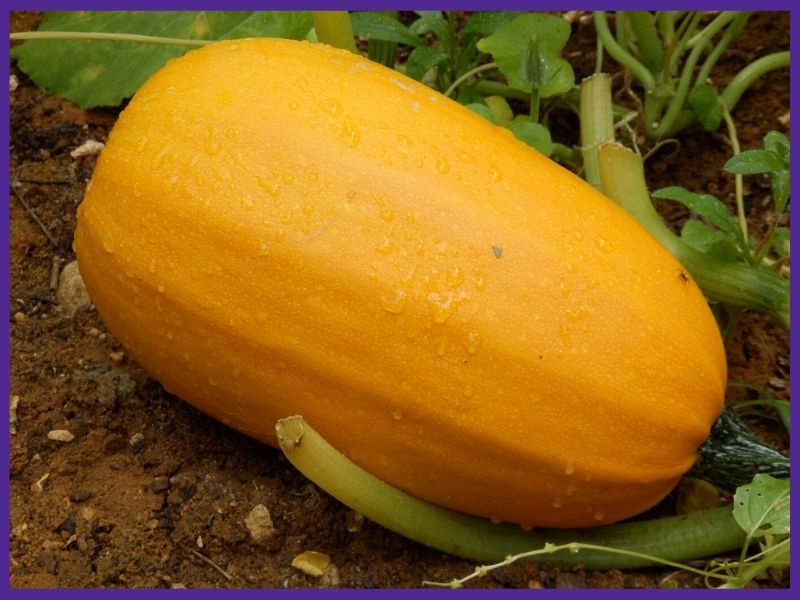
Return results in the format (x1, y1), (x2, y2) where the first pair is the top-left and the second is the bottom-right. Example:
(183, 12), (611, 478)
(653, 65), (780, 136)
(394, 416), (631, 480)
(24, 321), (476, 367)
(189, 549), (232, 581)
(10, 186), (59, 247)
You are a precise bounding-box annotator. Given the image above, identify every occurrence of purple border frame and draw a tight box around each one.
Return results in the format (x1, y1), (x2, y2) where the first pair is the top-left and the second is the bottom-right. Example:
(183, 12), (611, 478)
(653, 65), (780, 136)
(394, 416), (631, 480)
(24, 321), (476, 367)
(2, 0), (795, 596)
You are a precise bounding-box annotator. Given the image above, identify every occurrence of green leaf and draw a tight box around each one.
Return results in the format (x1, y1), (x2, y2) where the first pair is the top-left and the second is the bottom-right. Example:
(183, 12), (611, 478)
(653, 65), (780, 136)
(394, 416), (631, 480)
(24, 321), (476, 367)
(462, 11), (523, 36)
(763, 130), (789, 166)
(732, 474), (789, 538)
(484, 96), (513, 122)
(350, 12), (420, 47)
(510, 121), (552, 156)
(477, 13), (574, 98)
(465, 103), (498, 124)
(652, 186), (745, 250)
(11, 11), (313, 108)
(680, 220), (740, 262)
(724, 149), (785, 175)
(405, 45), (449, 82)
(410, 11), (448, 40)
(688, 83), (722, 131)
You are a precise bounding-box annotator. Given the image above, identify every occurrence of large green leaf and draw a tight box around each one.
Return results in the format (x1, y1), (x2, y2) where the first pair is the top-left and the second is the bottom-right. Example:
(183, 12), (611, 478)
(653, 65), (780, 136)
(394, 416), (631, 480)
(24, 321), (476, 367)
(476, 13), (574, 97)
(11, 11), (313, 108)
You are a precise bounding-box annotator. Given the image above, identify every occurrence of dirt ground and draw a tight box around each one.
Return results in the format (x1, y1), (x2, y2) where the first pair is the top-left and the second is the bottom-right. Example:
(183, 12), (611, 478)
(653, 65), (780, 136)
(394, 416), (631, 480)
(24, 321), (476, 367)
(8, 11), (790, 589)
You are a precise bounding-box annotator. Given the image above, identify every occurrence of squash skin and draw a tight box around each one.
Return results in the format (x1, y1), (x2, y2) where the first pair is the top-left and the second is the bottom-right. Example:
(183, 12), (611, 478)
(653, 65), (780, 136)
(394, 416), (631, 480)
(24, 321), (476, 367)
(74, 39), (726, 528)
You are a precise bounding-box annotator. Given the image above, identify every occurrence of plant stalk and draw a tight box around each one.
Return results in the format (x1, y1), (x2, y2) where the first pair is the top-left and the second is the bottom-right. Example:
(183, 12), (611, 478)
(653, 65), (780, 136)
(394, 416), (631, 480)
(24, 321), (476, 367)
(276, 415), (747, 571)
(579, 73), (615, 189)
(596, 142), (789, 328)
(312, 11), (357, 53)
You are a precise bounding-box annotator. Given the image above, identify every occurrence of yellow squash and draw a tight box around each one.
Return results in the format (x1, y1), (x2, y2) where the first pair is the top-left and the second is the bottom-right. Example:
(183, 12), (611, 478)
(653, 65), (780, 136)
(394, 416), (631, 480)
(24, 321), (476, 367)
(74, 39), (726, 528)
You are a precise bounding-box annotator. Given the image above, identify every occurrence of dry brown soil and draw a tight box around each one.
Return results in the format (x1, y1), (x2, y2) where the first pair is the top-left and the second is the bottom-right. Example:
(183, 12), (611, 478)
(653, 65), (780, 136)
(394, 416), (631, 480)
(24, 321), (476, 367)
(9, 11), (790, 589)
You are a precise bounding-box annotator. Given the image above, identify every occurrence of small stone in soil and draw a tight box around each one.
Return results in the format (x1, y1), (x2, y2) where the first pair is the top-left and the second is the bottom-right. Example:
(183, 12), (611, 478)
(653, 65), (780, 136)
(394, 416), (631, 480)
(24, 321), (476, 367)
(129, 432), (146, 450)
(292, 551), (331, 577)
(244, 504), (275, 544)
(47, 429), (75, 442)
(55, 517), (77, 535)
(56, 261), (92, 318)
(151, 476), (170, 493)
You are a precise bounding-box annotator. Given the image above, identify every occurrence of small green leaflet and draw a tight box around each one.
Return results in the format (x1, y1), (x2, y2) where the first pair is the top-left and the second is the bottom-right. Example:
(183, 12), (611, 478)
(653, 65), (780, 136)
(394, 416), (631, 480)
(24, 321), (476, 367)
(510, 121), (552, 156)
(652, 186), (746, 253)
(688, 83), (722, 132)
(724, 130), (790, 214)
(405, 45), (449, 81)
(476, 13), (574, 97)
(461, 12), (523, 36)
(12, 11), (314, 108)
(680, 220), (739, 262)
(732, 474), (789, 538)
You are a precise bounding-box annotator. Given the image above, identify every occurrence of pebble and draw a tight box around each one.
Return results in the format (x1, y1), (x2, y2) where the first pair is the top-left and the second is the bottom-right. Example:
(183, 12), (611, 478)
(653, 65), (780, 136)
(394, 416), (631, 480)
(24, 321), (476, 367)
(70, 139), (105, 159)
(129, 432), (146, 450)
(47, 429), (75, 442)
(10, 73), (18, 92)
(30, 474), (47, 493)
(244, 504), (275, 544)
(109, 351), (125, 363)
(345, 511), (364, 533)
(768, 377), (787, 390)
(56, 261), (91, 318)
(55, 517), (77, 535)
(292, 551), (331, 577)
(12, 311), (26, 322)
(151, 476), (170, 493)
(80, 507), (96, 522)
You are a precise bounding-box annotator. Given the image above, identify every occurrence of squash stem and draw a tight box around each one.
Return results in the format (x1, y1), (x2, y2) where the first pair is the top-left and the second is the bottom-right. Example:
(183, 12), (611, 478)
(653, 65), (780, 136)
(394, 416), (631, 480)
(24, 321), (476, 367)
(276, 415), (746, 571)
(596, 142), (789, 328)
(312, 11), (357, 53)
(690, 403), (790, 490)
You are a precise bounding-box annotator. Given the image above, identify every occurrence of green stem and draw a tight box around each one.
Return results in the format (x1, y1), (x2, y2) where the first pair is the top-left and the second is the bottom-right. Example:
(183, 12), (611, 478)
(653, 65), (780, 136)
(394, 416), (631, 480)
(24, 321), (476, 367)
(312, 11), (357, 53)
(721, 104), (749, 254)
(443, 62), (497, 98)
(579, 73), (615, 189)
(694, 13), (750, 89)
(597, 142), (789, 328)
(690, 404), (790, 490)
(656, 11), (679, 47)
(276, 415), (747, 571)
(626, 11), (664, 74)
(9, 30), (209, 46)
(719, 51), (790, 112)
(648, 11), (739, 140)
(594, 11), (656, 92)
(664, 12), (702, 81)
(470, 79), (532, 102)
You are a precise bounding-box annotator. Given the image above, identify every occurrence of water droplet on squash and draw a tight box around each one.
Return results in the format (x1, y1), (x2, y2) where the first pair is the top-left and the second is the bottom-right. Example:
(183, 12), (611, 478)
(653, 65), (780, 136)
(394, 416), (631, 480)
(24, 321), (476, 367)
(341, 117), (361, 148)
(427, 292), (456, 324)
(320, 98), (341, 115)
(459, 152), (476, 163)
(208, 375), (218, 386)
(564, 462), (575, 475)
(102, 235), (114, 253)
(434, 154), (450, 174)
(380, 289), (407, 314)
(391, 410), (403, 421)
(489, 515), (502, 525)
(376, 236), (395, 255)
(551, 497), (563, 508)
(593, 510), (606, 521)
(204, 135), (221, 156)
(446, 265), (464, 288)
(413, 158), (425, 169)
(490, 166), (504, 183)
(410, 100), (421, 112)
(157, 283), (166, 293)
(596, 238), (612, 252)
(288, 101), (299, 110)
(574, 230), (584, 240)
(465, 331), (479, 354)
(380, 207), (394, 221)
(148, 259), (156, 274)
